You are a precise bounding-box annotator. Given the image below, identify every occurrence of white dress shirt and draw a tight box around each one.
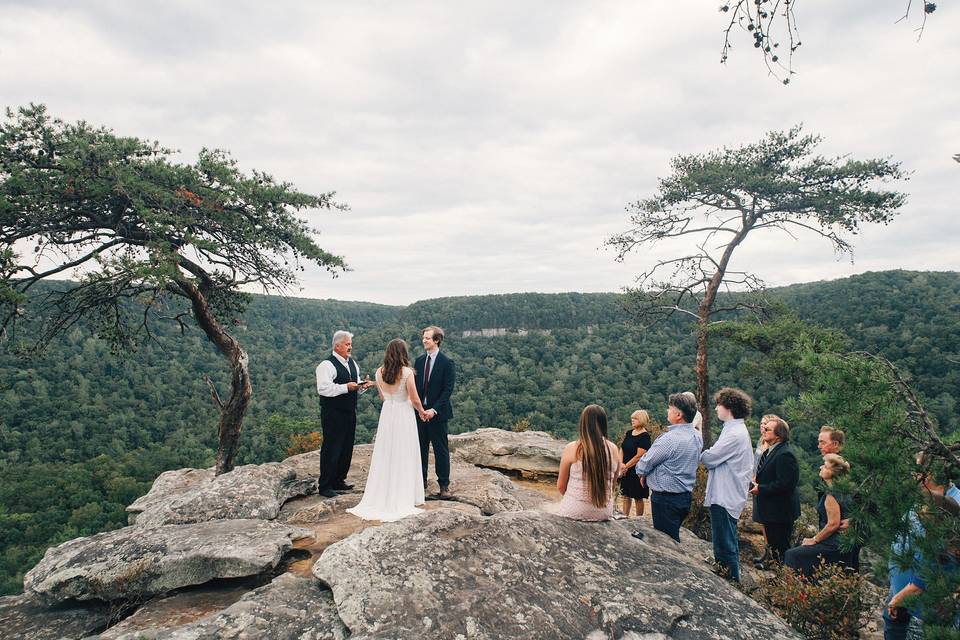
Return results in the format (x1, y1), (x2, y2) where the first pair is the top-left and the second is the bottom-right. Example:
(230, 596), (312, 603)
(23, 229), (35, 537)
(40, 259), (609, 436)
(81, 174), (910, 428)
(700, 418), (755, 519)
(316, 352), (362, 398)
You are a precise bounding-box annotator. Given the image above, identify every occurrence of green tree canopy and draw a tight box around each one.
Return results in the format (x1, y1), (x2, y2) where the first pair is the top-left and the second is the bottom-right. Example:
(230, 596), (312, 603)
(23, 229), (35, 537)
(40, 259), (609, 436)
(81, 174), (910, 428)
(608, 126), (907, 444)
(0, 104), (347, 473)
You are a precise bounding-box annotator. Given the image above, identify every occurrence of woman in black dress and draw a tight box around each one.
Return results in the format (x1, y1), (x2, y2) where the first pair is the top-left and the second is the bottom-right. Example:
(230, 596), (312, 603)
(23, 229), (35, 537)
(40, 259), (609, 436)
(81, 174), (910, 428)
(619, 410), (653, 517)
(784, 453), (851, 578)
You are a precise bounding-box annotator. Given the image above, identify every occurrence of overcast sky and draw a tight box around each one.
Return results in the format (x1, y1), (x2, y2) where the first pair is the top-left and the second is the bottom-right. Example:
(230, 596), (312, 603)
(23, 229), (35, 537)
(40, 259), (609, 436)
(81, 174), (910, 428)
(1, 1), (957, 305)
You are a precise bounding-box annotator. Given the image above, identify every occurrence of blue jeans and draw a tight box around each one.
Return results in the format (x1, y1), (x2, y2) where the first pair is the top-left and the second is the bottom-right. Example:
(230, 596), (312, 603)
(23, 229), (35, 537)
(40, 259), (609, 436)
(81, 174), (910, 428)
(651, 491), (691, 542)
(710, 504), (741, 582)
(883, 605), (923, 640)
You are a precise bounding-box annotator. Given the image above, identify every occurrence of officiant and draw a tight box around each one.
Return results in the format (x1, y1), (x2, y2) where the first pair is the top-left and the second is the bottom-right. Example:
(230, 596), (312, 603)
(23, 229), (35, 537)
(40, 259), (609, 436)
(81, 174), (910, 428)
(316, 330), (370, 498)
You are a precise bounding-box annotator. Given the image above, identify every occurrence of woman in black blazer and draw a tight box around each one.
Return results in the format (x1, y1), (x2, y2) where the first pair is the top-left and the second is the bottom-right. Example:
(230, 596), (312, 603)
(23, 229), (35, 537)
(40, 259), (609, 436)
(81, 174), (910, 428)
(750, 415), (801, 564)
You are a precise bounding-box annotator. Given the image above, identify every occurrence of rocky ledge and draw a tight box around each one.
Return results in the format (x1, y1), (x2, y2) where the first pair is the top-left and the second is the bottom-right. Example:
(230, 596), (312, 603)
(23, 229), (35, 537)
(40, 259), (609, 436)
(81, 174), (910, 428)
(449, 428), (565, 477)
(4, 428), (799, 640)
(24, 519), (311, 605)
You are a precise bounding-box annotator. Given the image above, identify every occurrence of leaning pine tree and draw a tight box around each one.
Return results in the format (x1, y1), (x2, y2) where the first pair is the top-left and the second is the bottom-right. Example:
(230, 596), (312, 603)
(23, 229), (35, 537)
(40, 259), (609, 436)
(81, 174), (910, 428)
(607, 125), (907, 446)
(0, 104), (347, 474)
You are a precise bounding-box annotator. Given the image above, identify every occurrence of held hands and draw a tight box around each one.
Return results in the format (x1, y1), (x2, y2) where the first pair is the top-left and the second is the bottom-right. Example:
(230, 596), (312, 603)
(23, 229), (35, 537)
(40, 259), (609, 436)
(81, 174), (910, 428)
(421, 408), (437, 421)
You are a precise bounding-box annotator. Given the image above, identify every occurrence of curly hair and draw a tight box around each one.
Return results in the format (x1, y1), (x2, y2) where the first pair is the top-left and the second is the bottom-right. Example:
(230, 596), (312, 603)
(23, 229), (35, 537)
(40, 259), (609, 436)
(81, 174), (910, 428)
(714, 387), (753, 420)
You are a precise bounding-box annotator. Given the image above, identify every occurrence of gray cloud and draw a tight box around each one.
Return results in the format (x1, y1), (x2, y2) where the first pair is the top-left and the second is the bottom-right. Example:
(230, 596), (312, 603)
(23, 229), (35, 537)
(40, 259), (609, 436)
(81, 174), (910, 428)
(1, 2), (956, 304)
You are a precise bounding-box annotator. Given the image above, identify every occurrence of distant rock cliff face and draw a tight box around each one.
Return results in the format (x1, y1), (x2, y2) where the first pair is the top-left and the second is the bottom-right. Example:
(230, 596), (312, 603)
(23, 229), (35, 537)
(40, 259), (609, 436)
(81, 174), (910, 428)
(0, 429), (799, 640)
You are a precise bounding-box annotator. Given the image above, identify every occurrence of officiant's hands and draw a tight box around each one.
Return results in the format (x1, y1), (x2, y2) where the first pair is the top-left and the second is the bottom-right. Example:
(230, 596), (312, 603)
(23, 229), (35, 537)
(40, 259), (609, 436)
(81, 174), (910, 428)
(348, 377), (374, 392)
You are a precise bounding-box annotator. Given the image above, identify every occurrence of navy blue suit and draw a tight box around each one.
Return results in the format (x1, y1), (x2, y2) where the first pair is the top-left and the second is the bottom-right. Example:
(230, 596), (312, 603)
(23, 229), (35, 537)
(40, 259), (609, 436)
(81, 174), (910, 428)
(414, 350), (455, 488)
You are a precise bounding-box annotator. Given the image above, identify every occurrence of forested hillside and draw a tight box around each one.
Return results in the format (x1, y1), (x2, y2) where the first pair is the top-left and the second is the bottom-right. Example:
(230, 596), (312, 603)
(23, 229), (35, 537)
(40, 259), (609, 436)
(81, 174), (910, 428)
(1, 270), (957, 594)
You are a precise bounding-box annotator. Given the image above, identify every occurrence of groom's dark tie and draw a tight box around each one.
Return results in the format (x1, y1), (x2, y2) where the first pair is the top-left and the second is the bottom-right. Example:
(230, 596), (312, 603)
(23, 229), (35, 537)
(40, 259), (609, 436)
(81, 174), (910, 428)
(423, 356), (432, 397)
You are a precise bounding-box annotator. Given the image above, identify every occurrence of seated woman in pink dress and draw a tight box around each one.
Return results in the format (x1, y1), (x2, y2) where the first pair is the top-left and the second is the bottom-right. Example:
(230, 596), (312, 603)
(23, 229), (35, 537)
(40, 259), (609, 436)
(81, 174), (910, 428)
(556, 404), (624, 521)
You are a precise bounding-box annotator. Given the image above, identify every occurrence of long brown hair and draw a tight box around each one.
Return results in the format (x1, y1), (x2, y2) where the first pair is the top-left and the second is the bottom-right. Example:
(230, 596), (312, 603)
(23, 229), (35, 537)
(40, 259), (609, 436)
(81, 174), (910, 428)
(577, 404), (612, 508)
(382, 339), (410, 384)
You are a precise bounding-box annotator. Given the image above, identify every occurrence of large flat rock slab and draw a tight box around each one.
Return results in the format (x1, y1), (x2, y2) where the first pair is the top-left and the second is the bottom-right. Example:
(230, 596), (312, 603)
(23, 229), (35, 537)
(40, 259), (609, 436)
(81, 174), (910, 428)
(24, 520), (312, 605)
(127, 461), (316, 527)
(449, 428), (565, 477)
(279, 444), (536, 519)
(97, 574), (347, 640)
(0, 593), (113, 640)
(313, 509), (799, 640)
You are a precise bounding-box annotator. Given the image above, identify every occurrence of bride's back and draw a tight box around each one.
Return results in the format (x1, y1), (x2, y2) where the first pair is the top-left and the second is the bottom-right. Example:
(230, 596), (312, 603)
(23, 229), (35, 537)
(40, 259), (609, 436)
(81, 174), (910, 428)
(378, 366), (412, 402)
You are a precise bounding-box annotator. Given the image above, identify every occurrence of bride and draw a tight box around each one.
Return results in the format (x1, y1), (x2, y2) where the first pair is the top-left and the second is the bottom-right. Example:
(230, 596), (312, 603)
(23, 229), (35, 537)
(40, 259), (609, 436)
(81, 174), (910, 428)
(347, 339), (428, 522)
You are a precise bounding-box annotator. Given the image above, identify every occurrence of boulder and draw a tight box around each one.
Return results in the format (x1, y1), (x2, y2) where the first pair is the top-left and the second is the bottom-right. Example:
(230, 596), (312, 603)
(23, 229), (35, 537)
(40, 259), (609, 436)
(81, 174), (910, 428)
(313, 508), (800, 639)
(127, 461), (316, 527)
(0, 593), (113, 640)
(98, 574), (348, 640)
(24, 520), (312, 605)
(449, 428), (565, 476)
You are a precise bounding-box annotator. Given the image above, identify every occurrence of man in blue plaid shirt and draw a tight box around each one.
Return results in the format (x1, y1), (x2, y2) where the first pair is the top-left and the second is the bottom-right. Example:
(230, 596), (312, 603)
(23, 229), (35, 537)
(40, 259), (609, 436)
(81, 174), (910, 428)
(634, 392), (703, 542)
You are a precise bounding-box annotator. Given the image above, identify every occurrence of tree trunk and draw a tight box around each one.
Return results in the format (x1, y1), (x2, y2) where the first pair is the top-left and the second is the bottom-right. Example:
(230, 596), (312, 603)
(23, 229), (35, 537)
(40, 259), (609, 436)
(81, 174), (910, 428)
(176, 278), (253, 475)
(695, 316), (713, 448)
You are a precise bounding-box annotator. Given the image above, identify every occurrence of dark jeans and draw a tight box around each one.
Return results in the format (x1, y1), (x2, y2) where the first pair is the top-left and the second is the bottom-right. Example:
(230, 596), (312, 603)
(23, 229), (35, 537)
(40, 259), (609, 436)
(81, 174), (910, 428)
(883, 605), (922, 640)
(318, 408), (356, 491)
(418, 418), (450, 488)
(651, 490), (691, 542)
(784, 542), (842, 579)
(710, 504), (741, 582)
(763, 521), (794, 563)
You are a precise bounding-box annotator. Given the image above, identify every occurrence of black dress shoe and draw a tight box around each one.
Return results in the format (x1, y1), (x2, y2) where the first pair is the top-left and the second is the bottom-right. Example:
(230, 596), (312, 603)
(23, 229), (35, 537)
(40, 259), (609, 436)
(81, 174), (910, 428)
(332, 483), (354, 491)
(319, 488), (338, 498)
(631, 530), (645, 541)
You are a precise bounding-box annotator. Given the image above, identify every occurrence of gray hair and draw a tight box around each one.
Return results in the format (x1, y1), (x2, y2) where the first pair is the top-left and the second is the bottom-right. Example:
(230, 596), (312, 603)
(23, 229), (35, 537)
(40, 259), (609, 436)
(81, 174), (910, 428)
(332, 330), (354, 350)
(668, 392), (698, 424)
(682, 391), (703, 431)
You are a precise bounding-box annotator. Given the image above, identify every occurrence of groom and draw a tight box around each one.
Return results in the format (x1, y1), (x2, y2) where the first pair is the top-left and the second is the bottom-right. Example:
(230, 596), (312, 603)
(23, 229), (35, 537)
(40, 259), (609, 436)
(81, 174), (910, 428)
(415, 325), (456, 499)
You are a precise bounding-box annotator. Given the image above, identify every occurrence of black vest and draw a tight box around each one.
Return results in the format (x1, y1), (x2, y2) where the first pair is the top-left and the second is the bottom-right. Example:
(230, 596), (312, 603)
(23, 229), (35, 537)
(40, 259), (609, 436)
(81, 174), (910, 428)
(318, 354), (358, 411)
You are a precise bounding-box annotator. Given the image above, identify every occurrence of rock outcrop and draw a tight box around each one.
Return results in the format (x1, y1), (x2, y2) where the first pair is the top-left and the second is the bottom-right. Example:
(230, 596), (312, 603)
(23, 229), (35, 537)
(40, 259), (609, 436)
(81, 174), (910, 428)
(24, 519), (311, 605)
(127, 462), (316, 527)
(99, 574), (347, 640)
(314, 508), (799, 639)
(9, 428), (802, 640)
(449, 428), (565, 476)
(0, 594), (113, 640)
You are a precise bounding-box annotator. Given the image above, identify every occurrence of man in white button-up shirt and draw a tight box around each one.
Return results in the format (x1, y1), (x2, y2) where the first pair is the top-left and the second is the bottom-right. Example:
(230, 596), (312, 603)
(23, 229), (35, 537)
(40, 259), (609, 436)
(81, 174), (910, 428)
(315, 330), (370, 498)
(700, 387), (755, 583)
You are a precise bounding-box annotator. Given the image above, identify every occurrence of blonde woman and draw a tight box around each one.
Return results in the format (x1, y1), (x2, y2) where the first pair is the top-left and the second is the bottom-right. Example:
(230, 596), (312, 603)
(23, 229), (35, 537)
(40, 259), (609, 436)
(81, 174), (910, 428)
(784, 453), (851, 577)
(619, 410), (653, 517)
(557, 405), (624, 521)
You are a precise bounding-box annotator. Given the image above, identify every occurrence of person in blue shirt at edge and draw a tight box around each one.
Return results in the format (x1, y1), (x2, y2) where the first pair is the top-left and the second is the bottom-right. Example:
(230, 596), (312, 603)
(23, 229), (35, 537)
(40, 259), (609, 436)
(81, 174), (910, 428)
(700, 387), (756, 583)
(633, 392), (702, 543)
(883, 450), (960, 640)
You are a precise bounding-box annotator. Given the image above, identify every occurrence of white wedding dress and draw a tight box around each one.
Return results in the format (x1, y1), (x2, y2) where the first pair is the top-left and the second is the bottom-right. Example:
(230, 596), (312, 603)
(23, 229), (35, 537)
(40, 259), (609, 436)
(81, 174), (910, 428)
(346, 367), (425, 521)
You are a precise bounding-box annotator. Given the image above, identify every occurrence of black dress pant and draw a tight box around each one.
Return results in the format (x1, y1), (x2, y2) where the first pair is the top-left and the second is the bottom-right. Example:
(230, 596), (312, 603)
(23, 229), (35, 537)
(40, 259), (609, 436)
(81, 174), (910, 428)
(418, 418), (450, 488)
(318, 407), (356, 491)
(763, 521), (795, 563)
